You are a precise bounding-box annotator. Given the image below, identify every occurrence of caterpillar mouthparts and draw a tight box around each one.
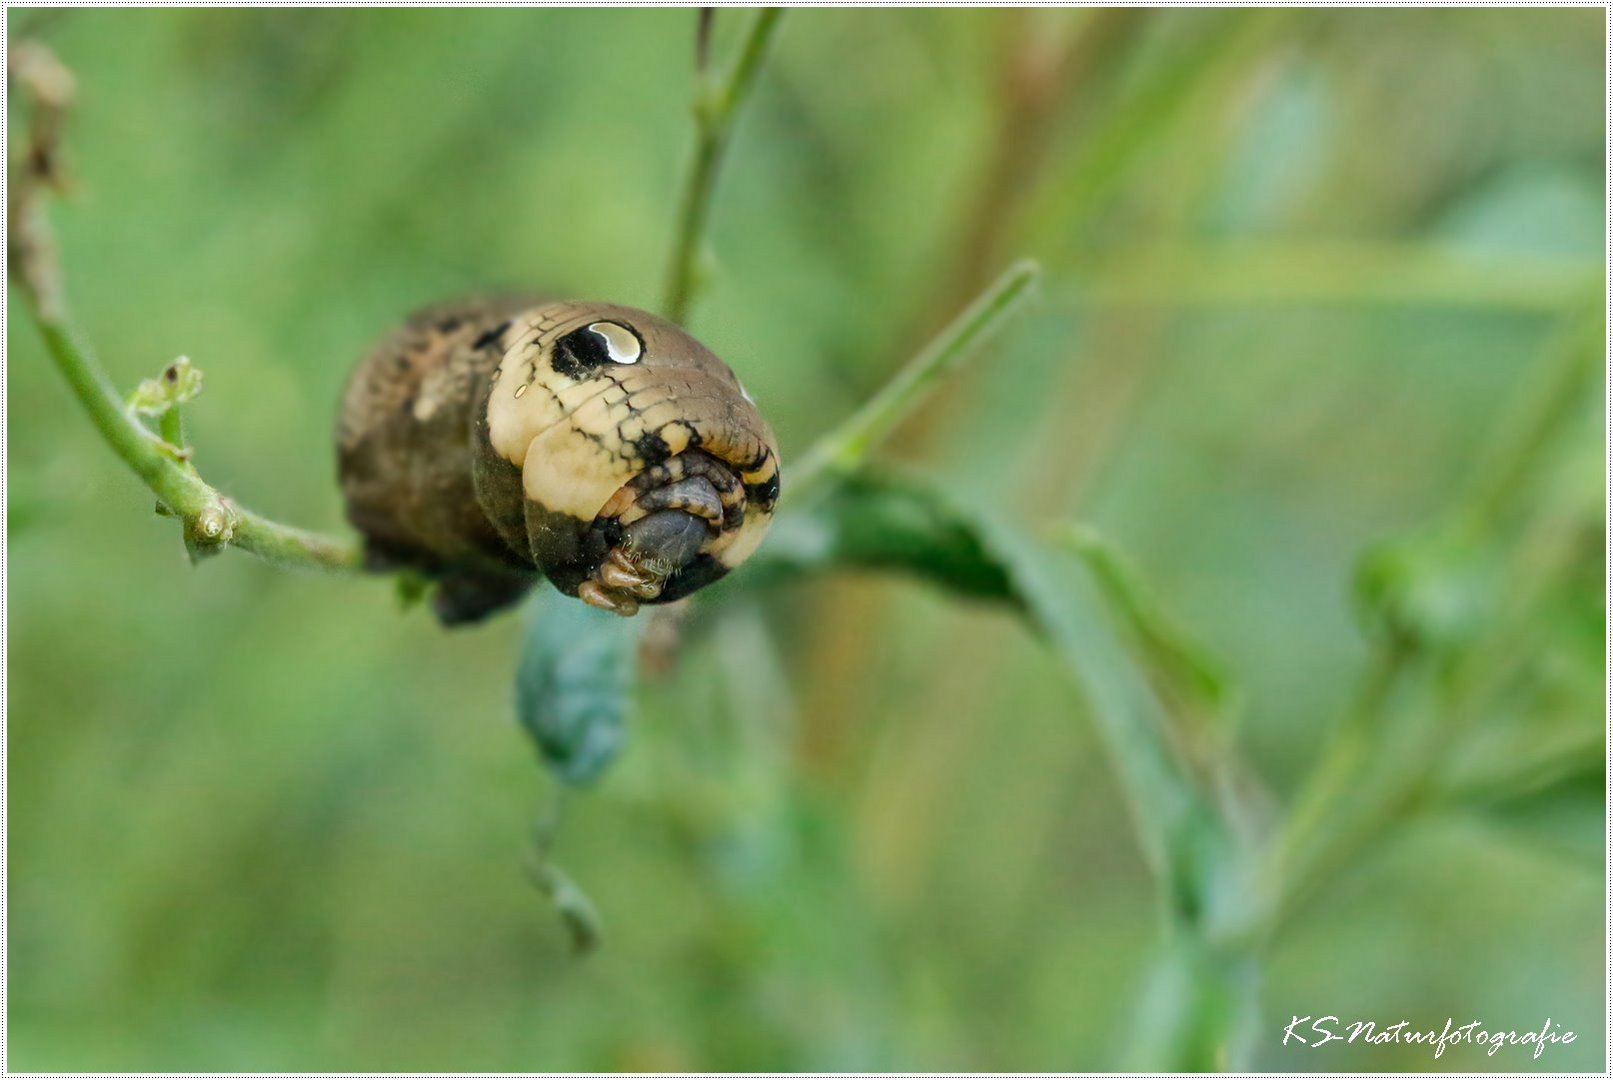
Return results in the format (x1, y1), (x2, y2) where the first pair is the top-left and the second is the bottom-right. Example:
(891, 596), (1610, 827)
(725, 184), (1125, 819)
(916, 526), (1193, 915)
(337, 296), (780, 625)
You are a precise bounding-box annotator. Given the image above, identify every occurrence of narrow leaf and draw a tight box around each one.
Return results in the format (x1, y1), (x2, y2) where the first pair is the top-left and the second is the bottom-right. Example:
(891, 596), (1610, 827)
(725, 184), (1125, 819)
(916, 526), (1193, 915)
(529, 859), (605, 955)
(1060, 523), (1235, 728)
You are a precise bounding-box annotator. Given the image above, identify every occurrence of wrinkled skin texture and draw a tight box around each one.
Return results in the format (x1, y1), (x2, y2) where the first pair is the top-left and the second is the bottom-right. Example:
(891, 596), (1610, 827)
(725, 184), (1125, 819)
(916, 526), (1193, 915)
(337, 297), (780, 624)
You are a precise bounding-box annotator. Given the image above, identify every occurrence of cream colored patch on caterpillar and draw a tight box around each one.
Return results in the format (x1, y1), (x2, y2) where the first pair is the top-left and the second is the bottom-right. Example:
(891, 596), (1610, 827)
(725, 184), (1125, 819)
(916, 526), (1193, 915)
(519, 421), (639, 522)
(660, 421), (694, 455)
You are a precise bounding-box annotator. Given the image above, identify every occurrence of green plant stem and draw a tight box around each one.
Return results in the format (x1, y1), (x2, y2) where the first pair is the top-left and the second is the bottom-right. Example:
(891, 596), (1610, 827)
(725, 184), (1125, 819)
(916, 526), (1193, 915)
(1125, 929), (1261, 1071)
(158, 402), (185, 456)
(789, 259), (1042, 501)
(1255, 643), (1410, 928)
(661, 8), (782, 325)
(9, 44), (363, 574)
(28, 317), (362, 571)
(1455, 307), (1603, 532)
(1261, 302), (1601, 933)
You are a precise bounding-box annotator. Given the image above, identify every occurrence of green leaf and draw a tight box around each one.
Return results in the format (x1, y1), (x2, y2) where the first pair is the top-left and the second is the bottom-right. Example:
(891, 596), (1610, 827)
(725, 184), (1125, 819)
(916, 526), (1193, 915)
(752, 469), (1019, 605)
(515, 592), (641, 785)
(1060, 523), (1236, 729)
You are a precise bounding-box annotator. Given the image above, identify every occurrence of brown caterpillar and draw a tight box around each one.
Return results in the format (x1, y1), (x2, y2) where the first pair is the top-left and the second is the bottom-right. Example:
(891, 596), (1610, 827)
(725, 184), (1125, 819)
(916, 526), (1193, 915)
(336, 296), (780, 625)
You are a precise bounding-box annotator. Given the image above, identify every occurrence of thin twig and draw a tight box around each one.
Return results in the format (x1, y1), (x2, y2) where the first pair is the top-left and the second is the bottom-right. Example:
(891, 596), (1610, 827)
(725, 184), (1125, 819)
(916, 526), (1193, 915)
(789, 259), (1042, 501)
(661, 8), (782, 325)
(8, 42), (363, 574)
(27, 317), (361, 571)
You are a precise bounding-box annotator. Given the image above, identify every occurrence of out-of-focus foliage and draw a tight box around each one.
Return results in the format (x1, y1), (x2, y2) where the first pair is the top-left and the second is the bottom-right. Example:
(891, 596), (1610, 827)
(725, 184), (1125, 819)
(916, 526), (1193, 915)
(6, 8), (1603, 1071)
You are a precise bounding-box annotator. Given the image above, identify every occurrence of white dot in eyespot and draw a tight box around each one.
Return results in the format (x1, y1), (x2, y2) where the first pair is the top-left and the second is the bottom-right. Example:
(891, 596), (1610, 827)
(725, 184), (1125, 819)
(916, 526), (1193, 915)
(588, 321), (643, 364)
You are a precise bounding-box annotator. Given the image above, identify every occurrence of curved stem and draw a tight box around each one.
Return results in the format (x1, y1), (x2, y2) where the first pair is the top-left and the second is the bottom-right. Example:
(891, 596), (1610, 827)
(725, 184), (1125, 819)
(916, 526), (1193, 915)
(26, 315), (362, 572)
(661, 8), (783, 325)
(9, 43), (362, 574)
(789, 259), (1042, 502)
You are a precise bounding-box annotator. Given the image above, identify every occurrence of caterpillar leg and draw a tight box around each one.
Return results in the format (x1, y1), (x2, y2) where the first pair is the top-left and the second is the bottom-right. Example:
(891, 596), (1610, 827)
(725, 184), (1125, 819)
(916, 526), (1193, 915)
(432, 568), (538, 626)
(578, 507), (716, 616)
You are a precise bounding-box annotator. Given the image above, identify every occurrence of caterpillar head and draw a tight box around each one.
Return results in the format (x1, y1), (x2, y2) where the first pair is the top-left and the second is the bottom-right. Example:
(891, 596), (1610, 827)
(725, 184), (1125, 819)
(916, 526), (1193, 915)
(478, 302), (779, 614)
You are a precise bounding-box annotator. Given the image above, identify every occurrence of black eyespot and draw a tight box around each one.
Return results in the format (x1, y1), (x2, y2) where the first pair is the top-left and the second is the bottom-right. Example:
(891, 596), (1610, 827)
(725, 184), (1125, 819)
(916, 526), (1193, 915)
(552, 321), (644, 377)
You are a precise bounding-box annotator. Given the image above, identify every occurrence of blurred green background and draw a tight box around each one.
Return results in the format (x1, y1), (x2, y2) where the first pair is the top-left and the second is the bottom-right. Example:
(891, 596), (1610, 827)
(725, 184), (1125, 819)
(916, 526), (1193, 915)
(6, 7), (1604, 1071)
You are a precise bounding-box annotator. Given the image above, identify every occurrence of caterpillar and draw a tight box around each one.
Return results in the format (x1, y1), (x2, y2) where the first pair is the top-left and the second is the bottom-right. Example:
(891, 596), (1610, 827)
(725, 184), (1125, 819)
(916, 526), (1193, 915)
(336, 296), (780, 625)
